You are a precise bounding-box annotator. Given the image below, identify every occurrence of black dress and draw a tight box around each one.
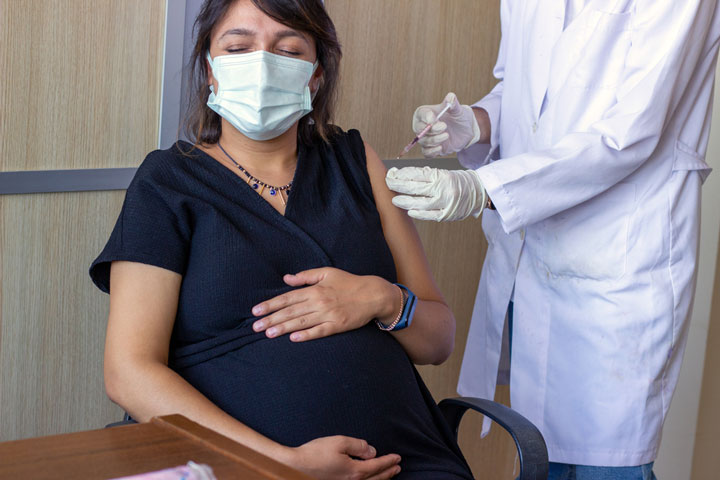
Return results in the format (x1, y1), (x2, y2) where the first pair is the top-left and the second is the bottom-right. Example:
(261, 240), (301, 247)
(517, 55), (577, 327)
(90, 129), (474, 479)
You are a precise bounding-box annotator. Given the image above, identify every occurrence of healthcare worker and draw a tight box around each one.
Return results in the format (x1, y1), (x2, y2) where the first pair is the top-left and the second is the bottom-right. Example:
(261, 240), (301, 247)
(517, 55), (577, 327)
(385, 1), (720, 479)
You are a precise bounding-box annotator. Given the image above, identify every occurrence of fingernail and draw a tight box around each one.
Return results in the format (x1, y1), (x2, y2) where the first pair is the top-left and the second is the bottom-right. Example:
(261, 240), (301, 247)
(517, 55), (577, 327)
(253, 321), (263, 331)
(290, 332), (301, 341)
(395, 466), (401, 474)
(267, 327), (277, 337)
(252, 305), (263, 315)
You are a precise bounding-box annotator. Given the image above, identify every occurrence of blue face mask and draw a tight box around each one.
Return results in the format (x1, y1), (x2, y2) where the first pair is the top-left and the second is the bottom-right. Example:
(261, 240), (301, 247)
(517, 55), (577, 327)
(206, 50), (318, 141)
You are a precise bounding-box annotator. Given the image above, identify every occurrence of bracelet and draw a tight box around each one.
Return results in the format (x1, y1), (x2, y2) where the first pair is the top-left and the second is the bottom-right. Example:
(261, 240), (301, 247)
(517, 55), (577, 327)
(375, 285), (406, 331)
(375, 284), (416, 332)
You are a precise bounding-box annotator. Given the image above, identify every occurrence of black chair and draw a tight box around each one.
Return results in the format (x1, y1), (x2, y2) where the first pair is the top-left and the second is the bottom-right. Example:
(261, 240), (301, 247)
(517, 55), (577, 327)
(105, 412), (136, 429)
(438, 396), (548, 480)
(107, 397), (548, 479)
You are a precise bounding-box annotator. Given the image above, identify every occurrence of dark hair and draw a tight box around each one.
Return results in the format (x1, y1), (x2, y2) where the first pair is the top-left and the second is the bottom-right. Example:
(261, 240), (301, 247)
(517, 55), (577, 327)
(183, 0), (342, 146)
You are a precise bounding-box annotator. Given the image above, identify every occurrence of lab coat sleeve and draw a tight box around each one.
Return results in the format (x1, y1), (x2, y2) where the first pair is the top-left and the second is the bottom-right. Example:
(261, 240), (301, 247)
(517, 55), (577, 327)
(457, 0), (511, 170)
(476, 0), (719, 234)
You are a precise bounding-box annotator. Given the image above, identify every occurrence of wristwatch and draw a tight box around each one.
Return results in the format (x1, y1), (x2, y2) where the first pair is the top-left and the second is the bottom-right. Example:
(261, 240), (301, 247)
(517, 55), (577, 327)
(375, 284), (417, 332)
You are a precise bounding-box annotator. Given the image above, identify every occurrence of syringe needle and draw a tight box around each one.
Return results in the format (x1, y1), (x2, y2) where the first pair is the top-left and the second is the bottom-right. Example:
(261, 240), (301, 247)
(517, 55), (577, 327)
(396, 102), (452, 159)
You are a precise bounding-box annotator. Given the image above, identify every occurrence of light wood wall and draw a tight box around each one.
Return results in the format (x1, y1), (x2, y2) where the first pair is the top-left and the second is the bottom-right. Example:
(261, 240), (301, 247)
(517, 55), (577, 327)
(326, 0), (501, 159)
(0, 0), (515, 476)
(0, 0), (166, 440)
(324, 1), (516, 478)
(691, 240), (720, 479)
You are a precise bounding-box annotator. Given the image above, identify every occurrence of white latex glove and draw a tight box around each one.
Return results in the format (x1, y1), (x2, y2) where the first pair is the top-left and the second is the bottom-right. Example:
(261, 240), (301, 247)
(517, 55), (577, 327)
(413, 92), (482, 158)
(385, 166), (488, 222)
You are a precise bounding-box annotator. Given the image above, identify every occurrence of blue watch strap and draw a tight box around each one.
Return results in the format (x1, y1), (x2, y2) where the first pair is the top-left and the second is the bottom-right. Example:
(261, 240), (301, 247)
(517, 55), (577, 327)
(393, 283), (416, 331)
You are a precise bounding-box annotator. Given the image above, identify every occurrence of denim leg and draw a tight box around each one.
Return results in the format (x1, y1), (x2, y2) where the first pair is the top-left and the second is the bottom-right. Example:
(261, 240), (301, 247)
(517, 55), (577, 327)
(497, 301), (513, 385)
(548, 462), (575, 480)
(573, 463), (656, 480)
(547, 463), (655, 480)
(507, 301), (513, 362)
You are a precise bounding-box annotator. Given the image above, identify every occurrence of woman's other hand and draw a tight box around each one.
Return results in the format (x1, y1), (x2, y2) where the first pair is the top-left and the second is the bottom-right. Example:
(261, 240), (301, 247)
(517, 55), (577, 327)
(251, 267), (398, 341)
(284, 436), (401, 480)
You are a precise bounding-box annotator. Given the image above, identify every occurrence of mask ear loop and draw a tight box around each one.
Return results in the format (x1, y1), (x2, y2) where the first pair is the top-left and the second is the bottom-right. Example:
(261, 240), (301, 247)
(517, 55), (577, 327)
(206, 52), (216, 93)
(304, 61), (321, 125)
(309, 61), (321, 101)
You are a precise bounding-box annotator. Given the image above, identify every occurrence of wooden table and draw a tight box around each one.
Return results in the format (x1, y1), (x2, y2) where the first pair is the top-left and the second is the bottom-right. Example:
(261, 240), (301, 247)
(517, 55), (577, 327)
(0, 414), (313, 479)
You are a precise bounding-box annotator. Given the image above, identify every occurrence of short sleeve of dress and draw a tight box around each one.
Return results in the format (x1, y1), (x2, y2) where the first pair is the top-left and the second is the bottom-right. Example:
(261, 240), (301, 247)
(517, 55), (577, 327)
(323, 128), (376, 210)
(344, 128), (372, 192)
(89, 151), (191, 293)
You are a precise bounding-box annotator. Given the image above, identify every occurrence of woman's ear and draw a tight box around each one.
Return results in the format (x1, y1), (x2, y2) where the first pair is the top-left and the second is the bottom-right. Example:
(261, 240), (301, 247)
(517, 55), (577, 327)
(206, 53), (213, 81)
(207, 56), (218, 90)
(310, 65), (324, 94)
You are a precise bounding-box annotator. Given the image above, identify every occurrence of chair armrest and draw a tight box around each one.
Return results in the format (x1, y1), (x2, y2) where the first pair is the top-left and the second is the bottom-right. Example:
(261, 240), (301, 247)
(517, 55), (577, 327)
(105, 413), (138, 428)
(438, 396), (548, 480)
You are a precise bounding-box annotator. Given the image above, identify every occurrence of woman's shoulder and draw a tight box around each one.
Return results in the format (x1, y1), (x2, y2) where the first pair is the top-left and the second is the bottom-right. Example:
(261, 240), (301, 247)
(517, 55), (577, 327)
(324, 125), (364, 150)
(315, 126), (368, 168)
(127, 142), (220, 201)
(133, 141), (198, 183)
(307, 126), (379, 207)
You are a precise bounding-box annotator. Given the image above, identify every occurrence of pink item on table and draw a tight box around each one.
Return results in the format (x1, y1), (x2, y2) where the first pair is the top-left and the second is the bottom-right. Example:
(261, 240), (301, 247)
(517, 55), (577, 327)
(110, 461), (216, 480)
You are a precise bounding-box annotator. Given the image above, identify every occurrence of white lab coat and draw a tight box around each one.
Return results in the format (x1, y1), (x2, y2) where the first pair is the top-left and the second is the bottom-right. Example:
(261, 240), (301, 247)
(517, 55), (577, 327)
(457, 0), (720, 466)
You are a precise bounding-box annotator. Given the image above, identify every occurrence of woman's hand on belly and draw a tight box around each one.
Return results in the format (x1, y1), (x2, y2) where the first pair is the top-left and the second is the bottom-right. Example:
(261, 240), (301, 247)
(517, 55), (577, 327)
(251, 267), (398, 342)
(280, 435), (401, 480)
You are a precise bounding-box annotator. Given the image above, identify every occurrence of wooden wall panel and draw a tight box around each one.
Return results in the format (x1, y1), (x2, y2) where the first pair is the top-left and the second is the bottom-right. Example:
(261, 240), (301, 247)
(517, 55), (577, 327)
(0, 0), (165, 171)
(1, 0), (515, 476)
(691, 241), (720, 479)
(325, 0), (501, 159)
(325, 1), (513, 477)
(0, 0), (165, 440)
(414, 220), (517, 479)
(0, 192), (126, 440)
(413, 219), (487, 399)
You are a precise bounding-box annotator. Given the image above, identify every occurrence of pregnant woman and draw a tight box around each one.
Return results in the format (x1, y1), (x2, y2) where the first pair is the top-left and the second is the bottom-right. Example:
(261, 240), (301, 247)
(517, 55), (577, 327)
(90, 1), (473, 479)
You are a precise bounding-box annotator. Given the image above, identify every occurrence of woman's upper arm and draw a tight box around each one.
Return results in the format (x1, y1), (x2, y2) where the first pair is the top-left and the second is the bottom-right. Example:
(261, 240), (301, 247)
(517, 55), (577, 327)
(364, 142), (446, 305)
(105, 261), (183, 367)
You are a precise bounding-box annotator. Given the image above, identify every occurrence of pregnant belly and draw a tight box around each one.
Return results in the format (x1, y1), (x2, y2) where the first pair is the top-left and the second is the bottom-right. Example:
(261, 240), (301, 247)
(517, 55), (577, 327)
(175, 323), (427, 447)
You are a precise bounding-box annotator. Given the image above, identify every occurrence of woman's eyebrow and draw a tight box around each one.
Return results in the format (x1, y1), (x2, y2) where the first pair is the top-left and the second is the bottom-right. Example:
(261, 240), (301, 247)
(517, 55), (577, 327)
(275, 29), (310, 45)
(220, 27), (255, 39)
(219, 28), (308, 46)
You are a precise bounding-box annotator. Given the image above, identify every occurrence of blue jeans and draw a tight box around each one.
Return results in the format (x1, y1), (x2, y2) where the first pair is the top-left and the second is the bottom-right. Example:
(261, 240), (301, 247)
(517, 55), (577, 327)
(507, 300), (513, 361)
(547, 462), (657, 480)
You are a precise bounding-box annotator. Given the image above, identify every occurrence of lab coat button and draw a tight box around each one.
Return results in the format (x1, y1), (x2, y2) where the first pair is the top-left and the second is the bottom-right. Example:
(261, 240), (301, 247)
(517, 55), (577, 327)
(532, 122), (538, 133)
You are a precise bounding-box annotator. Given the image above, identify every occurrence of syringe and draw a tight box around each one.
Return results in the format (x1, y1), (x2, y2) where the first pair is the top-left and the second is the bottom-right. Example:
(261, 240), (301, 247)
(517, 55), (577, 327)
(396, 102), (452, 159)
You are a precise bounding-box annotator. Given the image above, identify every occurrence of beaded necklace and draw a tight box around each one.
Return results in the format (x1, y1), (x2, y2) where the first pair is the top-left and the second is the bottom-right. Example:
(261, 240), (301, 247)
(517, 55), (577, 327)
(217, 142), (293, 206)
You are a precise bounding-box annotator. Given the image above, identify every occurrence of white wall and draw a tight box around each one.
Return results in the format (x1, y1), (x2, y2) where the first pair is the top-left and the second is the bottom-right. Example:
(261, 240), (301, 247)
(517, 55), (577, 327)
(654, 62), (720, 480)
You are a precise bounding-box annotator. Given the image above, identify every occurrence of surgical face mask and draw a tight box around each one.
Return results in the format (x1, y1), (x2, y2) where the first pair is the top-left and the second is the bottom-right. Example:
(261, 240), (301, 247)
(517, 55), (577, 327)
(206, 50), (318, 141)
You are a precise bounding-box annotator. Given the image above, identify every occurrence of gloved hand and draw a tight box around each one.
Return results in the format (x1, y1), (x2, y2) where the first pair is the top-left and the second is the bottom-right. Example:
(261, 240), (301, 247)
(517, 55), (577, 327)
(413, 92), (482, 158)
(385, 166), (488, 222)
